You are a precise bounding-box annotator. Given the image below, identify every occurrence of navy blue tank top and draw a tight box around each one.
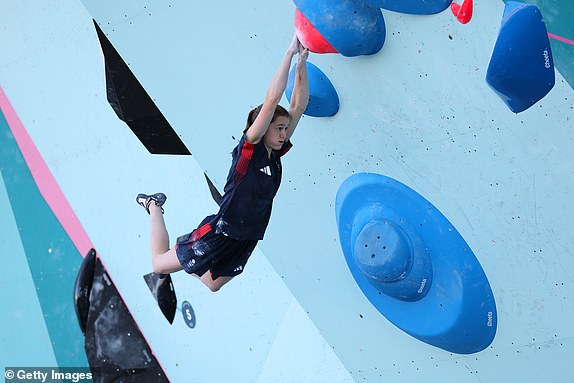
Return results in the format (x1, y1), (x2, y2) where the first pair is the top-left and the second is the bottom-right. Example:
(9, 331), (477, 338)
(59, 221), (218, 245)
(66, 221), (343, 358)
(210, 134), (292, 240)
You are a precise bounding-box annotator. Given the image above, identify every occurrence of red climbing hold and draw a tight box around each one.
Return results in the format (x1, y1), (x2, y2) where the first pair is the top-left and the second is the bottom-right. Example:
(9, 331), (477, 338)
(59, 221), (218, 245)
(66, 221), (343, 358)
(451, 0), (473, 24)
(294, 8), (339, 54)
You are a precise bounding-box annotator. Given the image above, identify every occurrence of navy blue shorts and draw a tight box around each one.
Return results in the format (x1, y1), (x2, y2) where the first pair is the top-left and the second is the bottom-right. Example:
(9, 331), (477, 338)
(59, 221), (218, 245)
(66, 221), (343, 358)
(175, 216), (258, 280)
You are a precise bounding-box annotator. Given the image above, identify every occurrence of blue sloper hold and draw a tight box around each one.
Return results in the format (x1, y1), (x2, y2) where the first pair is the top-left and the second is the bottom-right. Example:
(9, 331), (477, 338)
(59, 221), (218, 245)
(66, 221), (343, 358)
(366, 0), (452, 15)
(286, 61), (339, 117)
(336, 173), (497, 354)
(486, 2), (555, 113)
(294, 0), (386, 57)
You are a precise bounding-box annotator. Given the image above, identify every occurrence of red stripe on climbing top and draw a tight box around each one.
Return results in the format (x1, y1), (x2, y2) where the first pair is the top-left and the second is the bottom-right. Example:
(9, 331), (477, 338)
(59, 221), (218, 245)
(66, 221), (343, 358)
(235, 141), (255, 184)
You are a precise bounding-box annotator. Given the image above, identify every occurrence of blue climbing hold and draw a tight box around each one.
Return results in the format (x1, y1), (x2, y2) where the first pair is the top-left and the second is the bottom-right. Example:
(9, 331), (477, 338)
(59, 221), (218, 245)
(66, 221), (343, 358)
(350, 201), (432, 302)
(486, 2), (555, 113)
(336, 173), (497, 354)
(367, 0), (452, 15)
(286, 61), (339, 117)
(293, 0), (386, 57)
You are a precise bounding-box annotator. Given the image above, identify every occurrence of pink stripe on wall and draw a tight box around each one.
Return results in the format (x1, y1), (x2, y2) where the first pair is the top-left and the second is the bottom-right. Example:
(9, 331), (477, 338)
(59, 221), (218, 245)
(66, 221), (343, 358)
(0, 87), (171, 380)
(0, 86), (94, 257)
(548, 32), (574, 46)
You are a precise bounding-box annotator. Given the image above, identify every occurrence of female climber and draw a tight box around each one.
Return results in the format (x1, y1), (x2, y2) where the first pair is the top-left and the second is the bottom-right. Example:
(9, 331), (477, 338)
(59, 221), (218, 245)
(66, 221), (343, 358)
(136, 34), (309, 292)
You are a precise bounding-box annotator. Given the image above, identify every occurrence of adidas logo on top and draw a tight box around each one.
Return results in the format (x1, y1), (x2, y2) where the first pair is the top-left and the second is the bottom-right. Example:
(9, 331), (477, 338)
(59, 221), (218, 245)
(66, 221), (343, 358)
(259, 166), (271, 176)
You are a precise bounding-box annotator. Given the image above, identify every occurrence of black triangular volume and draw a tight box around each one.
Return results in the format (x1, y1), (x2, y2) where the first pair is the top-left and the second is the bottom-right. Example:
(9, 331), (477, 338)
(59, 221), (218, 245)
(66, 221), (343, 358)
(73, 248), (97, 335)
(81, 252), (170, 382)
(93, 20), (191, 155)
(204, 172), (222, 204)
(143, 272), (177, 324)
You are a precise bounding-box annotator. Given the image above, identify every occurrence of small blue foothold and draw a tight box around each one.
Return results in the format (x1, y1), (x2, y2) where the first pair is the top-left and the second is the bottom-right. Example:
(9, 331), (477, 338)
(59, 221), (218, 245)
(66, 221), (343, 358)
(285, 61), (339, 117)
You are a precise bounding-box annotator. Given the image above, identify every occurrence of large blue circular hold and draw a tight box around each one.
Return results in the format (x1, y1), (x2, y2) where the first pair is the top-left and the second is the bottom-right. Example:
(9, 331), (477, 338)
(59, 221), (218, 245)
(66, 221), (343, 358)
(336, 173), (497, 354)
